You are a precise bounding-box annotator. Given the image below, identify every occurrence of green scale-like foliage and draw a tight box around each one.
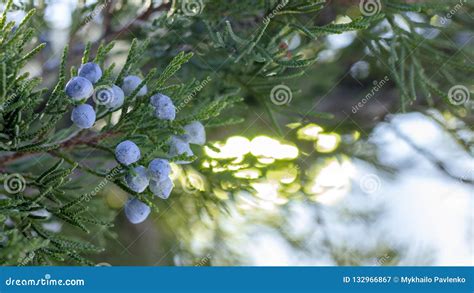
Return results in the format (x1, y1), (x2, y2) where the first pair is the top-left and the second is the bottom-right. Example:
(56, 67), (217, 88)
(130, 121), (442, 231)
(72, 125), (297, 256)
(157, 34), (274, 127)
(141, 0), (473, 129)
(0, 1), (240, 265)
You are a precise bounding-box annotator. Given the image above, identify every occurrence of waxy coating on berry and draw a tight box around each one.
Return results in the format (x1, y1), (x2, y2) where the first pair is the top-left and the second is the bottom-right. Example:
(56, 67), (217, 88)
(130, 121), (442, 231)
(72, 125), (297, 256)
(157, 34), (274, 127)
(150, 93), (172, 107)
(65, 76), (94, 101)
(180, 121), (206, 145)
(124, 198), (150, 224)
(147, 158), (171, 182)
(151, 94), (176, 120)
(107, 85), (125, 109)
(71, 104), (96, 129)
(122, 75), (147, 97)
(149, 177), (174, 199)
(115, 140), (141, 166)
(154, 104), (176, 121)
(125, 166), (150, 193)
(168, 136), (194, 164)
(78, 62), (102, 84)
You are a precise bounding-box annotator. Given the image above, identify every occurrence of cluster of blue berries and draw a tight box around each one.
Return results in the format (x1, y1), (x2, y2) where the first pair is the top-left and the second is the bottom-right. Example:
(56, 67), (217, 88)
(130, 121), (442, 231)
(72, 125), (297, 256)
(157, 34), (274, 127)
(169, 121), (206, 164)
(65, 62), (147, 129)
(116, 119), (206, 224)
(66, 59), (208, 225)
(150, 93), (176, 121)
(115, 140), (173, 224)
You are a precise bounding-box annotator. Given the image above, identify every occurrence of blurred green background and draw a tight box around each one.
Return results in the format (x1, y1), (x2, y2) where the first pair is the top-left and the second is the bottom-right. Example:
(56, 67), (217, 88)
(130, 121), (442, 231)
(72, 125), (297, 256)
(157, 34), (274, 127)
(2, 0), (473, 266)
